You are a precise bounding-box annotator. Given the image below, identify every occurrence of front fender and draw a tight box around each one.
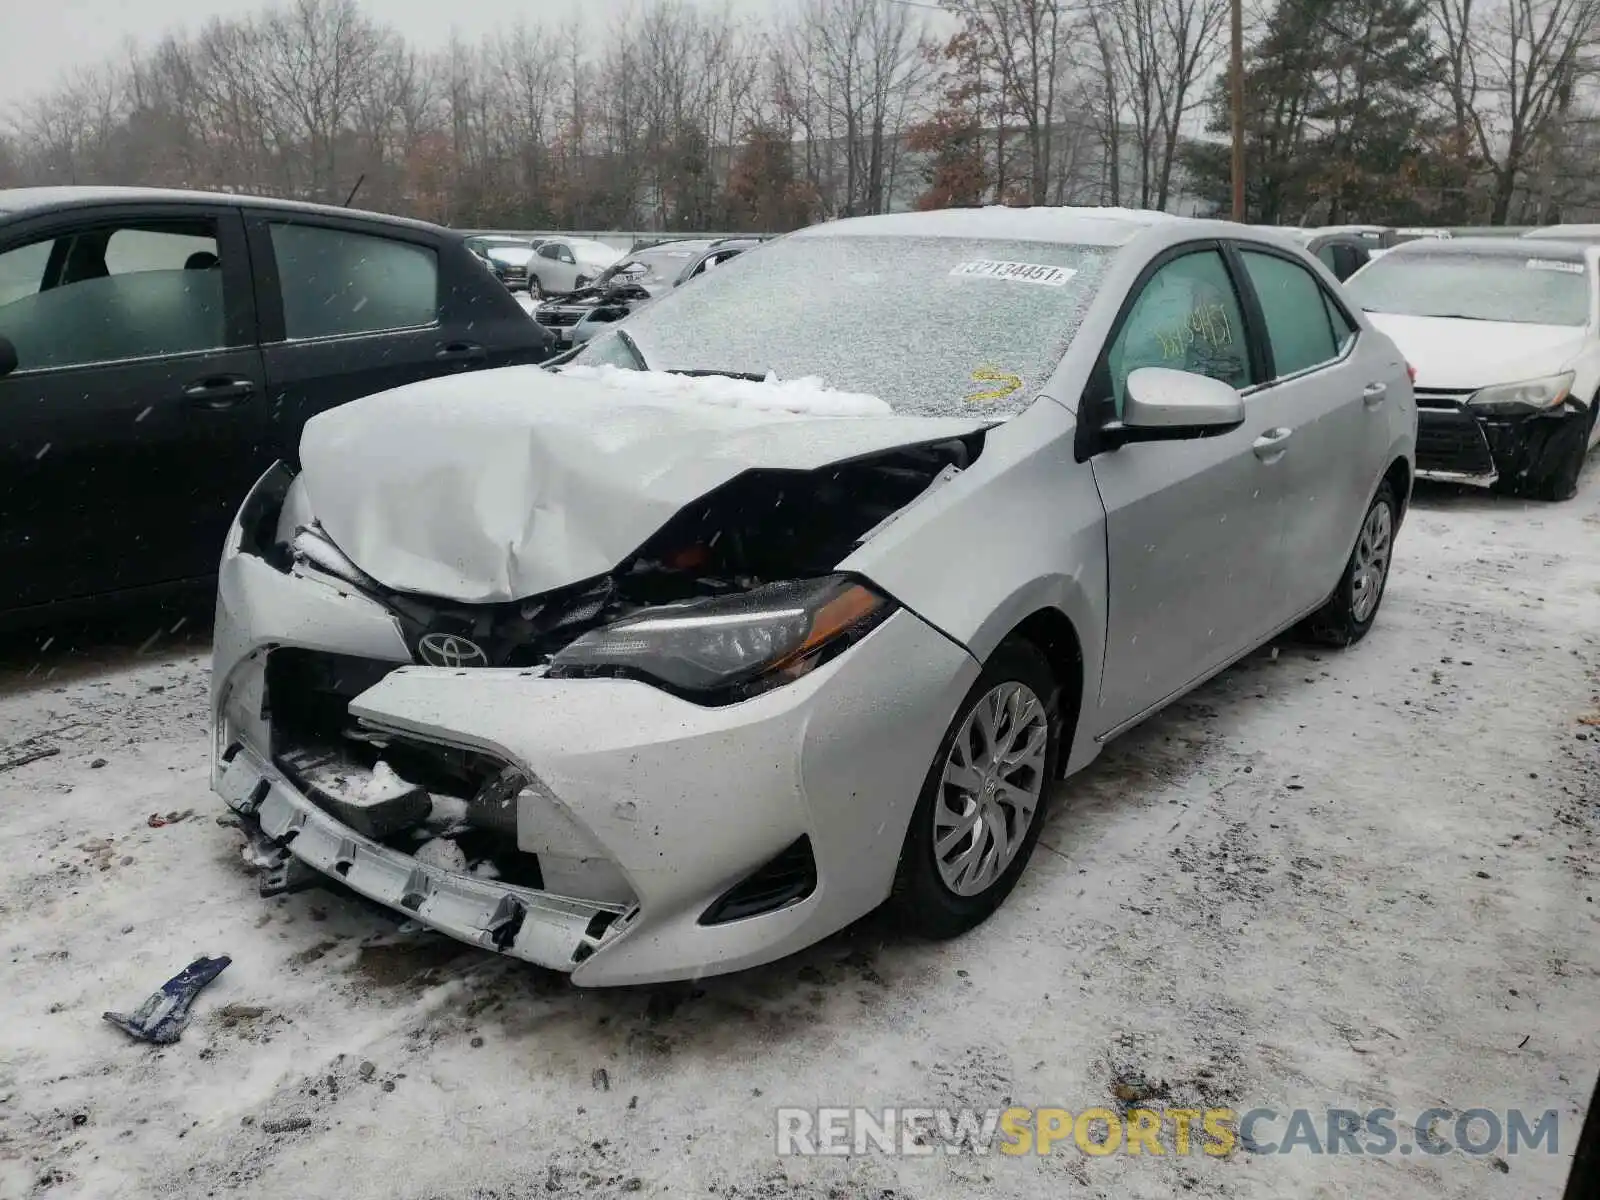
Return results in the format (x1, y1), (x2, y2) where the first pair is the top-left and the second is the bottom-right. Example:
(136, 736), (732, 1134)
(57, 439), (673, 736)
(840, 398), (1108, 772)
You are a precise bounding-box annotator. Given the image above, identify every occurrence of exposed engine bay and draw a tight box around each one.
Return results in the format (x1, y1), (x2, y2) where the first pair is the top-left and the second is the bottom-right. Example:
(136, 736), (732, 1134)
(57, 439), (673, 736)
(288, 433), (982, 670)
(533, 281), (650, 335)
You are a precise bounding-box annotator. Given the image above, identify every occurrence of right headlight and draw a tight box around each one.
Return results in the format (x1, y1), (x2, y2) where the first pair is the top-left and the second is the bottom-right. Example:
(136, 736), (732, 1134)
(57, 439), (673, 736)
(546, 574), (896, 703)
(1465, 371), (1574, 415)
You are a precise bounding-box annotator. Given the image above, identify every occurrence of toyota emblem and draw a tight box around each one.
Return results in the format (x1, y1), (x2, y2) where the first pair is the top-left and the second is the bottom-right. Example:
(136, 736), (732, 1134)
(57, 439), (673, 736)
(416, 632), (489, 668)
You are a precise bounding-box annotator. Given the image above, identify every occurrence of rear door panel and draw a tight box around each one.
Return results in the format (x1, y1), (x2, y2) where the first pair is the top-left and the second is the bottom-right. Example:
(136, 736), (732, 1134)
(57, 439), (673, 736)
(249, 215), (552, 468)
(1230, 244), (1384, 617)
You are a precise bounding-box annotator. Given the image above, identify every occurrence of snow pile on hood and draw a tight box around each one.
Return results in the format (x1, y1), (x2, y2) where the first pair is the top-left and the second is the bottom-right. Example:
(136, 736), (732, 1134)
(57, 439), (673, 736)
(555, 363), (892, 417)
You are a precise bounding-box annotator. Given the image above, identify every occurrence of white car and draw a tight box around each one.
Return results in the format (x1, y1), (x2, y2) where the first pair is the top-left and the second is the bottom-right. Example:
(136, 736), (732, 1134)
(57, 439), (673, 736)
(528, 237), (624, 297)
(211, 207), (1414, 986)
(1523, 224), (1600, 244)
(1346, 237), (1600, 499)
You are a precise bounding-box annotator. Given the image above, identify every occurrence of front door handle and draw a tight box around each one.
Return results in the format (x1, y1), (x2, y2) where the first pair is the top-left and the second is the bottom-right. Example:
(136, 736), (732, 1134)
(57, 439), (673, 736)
(1252, 427), (1292, 461)
(183, 376), (255, 410)
(1362, 381), (1388, 408)
(436, 341), (488, 364)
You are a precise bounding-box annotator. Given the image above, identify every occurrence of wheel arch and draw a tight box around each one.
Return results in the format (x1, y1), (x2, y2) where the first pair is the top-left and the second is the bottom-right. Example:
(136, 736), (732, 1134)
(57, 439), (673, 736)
(1382, 455), (1412, 522)
(993, 605), (1086, 778)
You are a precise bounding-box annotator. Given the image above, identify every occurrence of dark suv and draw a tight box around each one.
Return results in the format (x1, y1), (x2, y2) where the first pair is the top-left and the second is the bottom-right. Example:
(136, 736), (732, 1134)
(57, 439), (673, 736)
(0, 187), (557, 626)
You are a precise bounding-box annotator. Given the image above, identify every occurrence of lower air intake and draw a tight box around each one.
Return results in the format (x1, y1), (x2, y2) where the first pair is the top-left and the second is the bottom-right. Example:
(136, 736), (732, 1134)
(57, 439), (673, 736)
(699, 836), (818, 926)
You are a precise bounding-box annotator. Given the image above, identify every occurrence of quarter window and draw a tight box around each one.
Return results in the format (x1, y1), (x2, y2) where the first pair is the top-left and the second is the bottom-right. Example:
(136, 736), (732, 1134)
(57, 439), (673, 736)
(269, 223), (437, 340)
(0, 220), (226, 372)
(1239, 249), (1340, 377)
(1323, 292), (1358, 354)
(1106, 249), (1253, 415)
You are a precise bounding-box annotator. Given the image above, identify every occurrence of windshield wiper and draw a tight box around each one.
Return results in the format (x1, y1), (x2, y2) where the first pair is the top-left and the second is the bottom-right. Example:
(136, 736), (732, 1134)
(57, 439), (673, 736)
(668, 369), (771, 383)
(1418, 312), (1496, 321)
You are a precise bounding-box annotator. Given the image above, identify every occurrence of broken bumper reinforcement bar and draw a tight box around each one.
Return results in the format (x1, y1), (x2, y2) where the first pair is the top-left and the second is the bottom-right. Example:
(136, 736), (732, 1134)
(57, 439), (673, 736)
(215, 747), (628, 971)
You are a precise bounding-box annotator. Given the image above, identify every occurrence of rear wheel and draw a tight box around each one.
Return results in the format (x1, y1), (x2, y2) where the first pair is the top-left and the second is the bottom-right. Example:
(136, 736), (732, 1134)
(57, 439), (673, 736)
(529, 276), (544, 300)
(1304, 479), (1397, 648)
(888, 639), (1062, 939)
(574, 274), (591, 291)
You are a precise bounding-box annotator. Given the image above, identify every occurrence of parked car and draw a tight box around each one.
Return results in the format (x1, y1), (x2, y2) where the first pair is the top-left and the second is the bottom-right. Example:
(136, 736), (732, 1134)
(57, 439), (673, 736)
(534, 238), (717, 343)
(527, 236), (624, 297)
(1269, 227), (1389, 281)
(672, 236), (766, 285)
(464, 234), (545, 290)
(211, 207), (1414, 986)
(539, 237), (765, 347)
(1345, 236), (1599, 500)
(0, 186), (558, 626)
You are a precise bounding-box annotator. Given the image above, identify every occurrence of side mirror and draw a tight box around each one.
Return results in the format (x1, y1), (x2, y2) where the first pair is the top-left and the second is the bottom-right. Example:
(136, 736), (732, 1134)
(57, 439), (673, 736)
(1102, 367), (1245, 449)
(0, 335), (16, 379)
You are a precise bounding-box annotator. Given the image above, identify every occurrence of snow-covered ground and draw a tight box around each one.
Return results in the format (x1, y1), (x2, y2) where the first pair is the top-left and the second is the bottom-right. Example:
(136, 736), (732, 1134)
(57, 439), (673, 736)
(1, 474), (1598, 1200)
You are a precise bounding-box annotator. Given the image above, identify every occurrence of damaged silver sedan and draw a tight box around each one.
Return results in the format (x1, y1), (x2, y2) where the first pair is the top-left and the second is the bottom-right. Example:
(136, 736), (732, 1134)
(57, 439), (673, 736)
(212, 207), (1417, 986)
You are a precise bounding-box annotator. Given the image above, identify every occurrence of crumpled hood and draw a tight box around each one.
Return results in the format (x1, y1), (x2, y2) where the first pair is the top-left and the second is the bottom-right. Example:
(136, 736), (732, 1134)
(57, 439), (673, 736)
(298, 366), (989, 603)
(1365, 313), (1586, 390)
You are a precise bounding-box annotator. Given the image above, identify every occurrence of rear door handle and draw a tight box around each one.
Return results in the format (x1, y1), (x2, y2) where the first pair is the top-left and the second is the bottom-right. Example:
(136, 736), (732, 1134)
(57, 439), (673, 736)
(1252, 427), (1292, 461)
(1363, 381), (1388, 408)
(183, 376), (255, 410)
(436, 341), (487, 364)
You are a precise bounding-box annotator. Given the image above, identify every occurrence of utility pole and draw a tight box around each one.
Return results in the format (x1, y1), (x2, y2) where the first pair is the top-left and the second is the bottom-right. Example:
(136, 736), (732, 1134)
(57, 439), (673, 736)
(1229, 0), (1245, 221)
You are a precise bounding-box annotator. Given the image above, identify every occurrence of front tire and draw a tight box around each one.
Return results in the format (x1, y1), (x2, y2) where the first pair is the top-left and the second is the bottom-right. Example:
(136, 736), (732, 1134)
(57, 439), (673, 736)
(1304, 479), (1397, 648)
(529, 276), (544, 300)
(888, 639), (1062, 939)
(1493, 403), (1595, 502)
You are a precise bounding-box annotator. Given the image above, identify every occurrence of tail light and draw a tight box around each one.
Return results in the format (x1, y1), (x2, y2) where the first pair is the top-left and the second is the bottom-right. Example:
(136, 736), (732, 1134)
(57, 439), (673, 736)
(1405, 362), (1418, 384)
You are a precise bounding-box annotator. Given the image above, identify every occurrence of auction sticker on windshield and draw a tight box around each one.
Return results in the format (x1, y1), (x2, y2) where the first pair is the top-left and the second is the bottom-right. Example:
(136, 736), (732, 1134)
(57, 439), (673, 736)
(1526, 258), (1585, 274)
(950, 260), (1077, 286)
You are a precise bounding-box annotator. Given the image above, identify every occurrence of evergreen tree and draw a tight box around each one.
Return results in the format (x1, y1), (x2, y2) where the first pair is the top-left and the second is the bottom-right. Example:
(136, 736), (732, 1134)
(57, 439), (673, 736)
(1182, 0), (1455, 224)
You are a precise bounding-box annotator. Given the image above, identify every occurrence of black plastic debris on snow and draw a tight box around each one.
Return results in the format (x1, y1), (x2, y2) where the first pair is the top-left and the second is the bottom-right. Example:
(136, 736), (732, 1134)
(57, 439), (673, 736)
(103, 955), (232, 1045)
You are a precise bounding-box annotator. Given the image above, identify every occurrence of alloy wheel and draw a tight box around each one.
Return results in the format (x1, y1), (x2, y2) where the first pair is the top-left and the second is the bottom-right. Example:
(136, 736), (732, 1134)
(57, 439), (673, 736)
(933, 681), (1050, 897)
(1351, 499), (1393, 623)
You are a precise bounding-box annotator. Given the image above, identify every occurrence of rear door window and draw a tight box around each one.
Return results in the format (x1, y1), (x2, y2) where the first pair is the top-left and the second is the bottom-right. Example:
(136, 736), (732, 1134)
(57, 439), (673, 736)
(1238, 249), (1340, 377)
(268, 222), (437, 340)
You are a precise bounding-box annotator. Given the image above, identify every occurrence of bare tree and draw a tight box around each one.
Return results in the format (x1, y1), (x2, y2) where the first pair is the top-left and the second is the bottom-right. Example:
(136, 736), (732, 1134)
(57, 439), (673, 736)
(1102, 0), (1229, 210)
(803, 0), (934, 215)
(1432, 0), (1600, 223)
(956, 0), (1076, 204)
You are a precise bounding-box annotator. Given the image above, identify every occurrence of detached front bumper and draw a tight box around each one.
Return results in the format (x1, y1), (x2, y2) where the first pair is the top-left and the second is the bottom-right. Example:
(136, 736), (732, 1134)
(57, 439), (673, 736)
(216, 746), (623, 966)
(210, 475), (979, 986)
(1416, 397), (1591, 486)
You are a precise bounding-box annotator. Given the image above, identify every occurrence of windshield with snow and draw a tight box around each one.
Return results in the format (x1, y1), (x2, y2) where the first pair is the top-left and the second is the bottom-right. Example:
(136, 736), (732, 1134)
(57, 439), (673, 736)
(1347, 251), (1591, 326)
(572, 234), (1115, 415)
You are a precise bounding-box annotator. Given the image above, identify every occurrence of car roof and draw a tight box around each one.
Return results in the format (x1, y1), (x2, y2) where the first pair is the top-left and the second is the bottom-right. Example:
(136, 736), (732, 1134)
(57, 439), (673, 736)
(0, 186), (447, 236)
(794, 204), (1184, 247)
(1384, 234), (1593, 260)
(791, 205), (1338, 257)
(1523, 224), (1600, 241)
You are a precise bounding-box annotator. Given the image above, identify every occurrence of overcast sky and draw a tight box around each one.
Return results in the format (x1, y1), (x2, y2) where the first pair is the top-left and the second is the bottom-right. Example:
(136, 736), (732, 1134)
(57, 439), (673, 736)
(1, 0), (788, 104)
